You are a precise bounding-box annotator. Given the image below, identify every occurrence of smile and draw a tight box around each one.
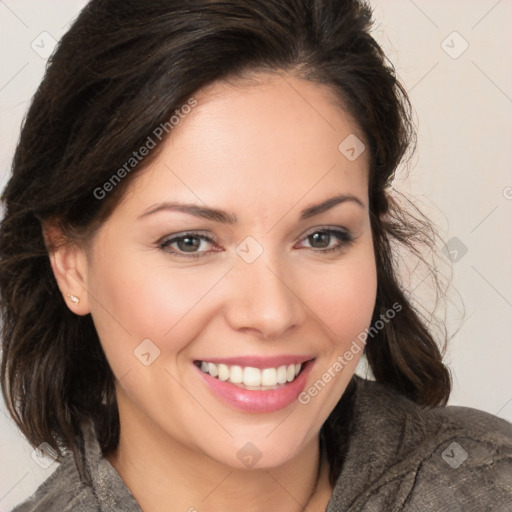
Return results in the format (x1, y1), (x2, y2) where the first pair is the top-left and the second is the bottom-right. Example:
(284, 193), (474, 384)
(196, 361), (303, 389)
(193, 357), (315, 413)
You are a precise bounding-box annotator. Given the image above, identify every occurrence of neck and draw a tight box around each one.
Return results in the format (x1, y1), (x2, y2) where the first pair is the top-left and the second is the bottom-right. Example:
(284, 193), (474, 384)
(107, 411), (332, 512)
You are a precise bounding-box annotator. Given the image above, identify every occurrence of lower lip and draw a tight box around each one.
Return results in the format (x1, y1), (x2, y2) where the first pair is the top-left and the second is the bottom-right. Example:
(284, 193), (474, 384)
(195, 361), (315, 413)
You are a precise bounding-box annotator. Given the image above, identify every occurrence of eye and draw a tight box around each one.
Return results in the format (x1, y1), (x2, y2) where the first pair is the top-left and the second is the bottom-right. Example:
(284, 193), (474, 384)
(296, 228), (355, 253)
(159, 232), (219, 258)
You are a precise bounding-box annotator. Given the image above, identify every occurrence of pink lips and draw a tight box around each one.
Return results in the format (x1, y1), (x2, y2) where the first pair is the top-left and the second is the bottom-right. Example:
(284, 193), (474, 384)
(194, 357), (315, 413)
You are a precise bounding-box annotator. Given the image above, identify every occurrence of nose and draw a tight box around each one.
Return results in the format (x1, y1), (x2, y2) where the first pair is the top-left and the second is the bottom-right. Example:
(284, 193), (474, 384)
(223, 256), (305, 340)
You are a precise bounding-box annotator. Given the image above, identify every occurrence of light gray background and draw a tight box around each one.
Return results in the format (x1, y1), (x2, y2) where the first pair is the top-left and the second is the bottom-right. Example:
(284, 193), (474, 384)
(1, 1), (511, 509)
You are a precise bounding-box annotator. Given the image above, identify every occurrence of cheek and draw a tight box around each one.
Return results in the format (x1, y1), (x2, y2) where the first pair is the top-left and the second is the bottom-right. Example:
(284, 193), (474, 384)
(87, 251), (226, 372)
(306, 244), (377, 344)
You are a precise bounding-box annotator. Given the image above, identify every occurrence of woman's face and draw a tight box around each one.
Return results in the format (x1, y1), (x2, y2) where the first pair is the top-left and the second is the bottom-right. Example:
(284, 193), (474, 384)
(79, 73), (377, 468)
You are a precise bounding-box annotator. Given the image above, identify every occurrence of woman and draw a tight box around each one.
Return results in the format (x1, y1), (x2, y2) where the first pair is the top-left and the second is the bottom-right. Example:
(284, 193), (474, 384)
(1, 0), (511, 510)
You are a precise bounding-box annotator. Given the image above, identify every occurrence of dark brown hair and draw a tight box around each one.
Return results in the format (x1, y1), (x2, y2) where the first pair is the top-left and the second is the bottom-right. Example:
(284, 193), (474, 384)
(0, 0), (451, 486)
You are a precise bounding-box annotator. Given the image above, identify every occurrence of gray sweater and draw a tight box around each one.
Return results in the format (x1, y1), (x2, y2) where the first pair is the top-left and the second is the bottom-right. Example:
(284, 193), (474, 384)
(11, 377), (512, 511)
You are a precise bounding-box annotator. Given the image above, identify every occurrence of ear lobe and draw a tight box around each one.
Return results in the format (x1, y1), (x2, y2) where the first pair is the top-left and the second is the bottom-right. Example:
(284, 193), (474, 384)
(43, 225), (91, 316)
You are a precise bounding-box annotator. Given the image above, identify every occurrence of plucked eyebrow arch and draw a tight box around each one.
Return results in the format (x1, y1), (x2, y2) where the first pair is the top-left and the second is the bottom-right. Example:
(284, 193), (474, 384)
(298, 193), (365, 220)
(138, 193), (365, 223)
(138, 202), (237, 224)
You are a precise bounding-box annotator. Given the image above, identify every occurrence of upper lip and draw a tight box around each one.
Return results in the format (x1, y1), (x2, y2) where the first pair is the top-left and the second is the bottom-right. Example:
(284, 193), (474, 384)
(194, 355), (315, 369)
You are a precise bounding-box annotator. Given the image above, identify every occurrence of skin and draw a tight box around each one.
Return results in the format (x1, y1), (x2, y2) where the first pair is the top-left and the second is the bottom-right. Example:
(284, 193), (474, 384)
(49, 72), (377, 512)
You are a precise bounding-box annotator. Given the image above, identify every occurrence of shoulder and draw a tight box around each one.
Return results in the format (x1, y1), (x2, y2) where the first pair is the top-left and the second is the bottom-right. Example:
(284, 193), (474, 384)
(10, 454), (99, 512)
(329, 377), (512, 511)
(10, 420), (141, 512)
(409, 402), (512, 510)
(351, 376), (512, 448)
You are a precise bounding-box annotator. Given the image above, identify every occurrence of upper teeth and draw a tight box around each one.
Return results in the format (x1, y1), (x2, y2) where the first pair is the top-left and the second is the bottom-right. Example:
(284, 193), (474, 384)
(199, 361), (302, 387)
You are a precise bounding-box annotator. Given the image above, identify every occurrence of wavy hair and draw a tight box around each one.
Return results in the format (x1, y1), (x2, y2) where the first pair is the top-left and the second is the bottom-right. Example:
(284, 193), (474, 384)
(0, 0), (451, 485)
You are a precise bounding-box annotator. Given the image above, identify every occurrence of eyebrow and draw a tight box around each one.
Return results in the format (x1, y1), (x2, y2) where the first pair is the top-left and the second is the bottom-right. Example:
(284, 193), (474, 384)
(299, 193), (365, 220)
(138, 193), (365, 223)
(138, 202), (237, 223)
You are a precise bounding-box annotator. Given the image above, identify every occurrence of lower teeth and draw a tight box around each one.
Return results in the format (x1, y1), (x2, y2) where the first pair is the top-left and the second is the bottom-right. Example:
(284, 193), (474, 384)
(231, 382), (286, 390)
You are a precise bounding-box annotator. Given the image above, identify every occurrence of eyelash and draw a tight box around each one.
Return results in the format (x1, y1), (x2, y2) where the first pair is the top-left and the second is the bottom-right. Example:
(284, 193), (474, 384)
(159, 232), (220, 259)
(300, 228), (355, 253)
(158, 227), (355, 259)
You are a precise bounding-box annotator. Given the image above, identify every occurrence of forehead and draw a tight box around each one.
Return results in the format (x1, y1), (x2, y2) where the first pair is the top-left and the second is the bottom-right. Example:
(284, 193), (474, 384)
(122, 72), (369, 217)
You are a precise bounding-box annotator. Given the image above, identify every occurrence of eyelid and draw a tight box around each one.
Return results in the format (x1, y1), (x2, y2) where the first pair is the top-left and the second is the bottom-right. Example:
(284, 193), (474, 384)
(158, 231), (221, 258)
(158, 230), (219, 245)
(158, 225), (355, 258)
(300, 224), (350, 237)
(295, 226), (356, 251)
(298, 225), (354, 242)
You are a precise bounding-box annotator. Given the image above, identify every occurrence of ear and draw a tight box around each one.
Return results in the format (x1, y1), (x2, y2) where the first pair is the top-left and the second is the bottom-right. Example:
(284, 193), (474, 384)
(43, 224), (91, 316)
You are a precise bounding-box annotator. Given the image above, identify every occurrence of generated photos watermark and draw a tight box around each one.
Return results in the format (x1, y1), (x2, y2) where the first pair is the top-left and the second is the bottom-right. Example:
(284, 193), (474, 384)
(298, 301), (402, 405)
(31, 442), (58, 469)
(441, 441), (468, 469)
(93, 97), (197, 200)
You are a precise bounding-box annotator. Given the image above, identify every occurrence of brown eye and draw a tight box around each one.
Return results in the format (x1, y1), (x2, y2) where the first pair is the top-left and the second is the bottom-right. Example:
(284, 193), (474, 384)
(160, 232), (218, 258)
(297, 228), (355, 253)
(308, 232), (331, 249)
(176, 236), (202, 252)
